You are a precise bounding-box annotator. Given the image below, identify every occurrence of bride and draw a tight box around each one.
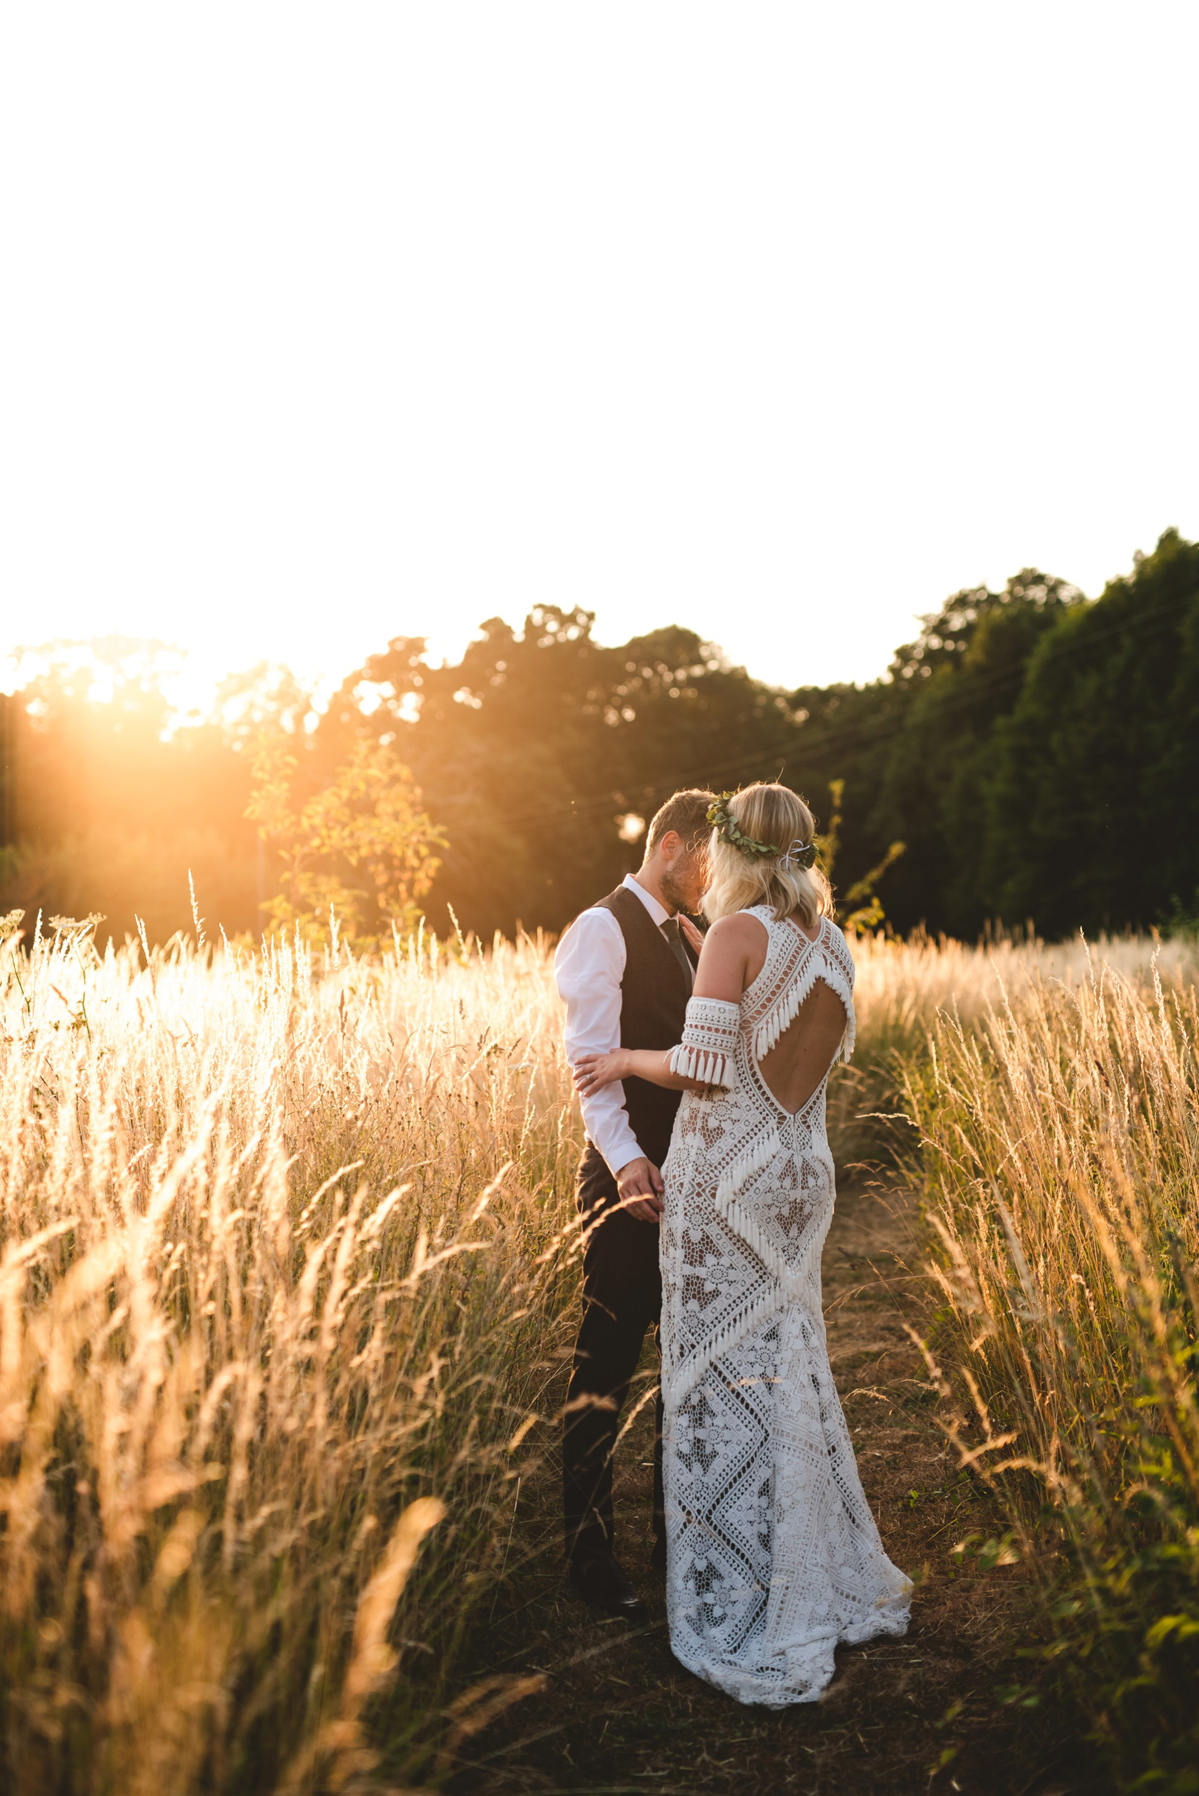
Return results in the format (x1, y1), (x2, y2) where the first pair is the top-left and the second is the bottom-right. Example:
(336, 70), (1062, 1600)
(575, 782), (911, 1706)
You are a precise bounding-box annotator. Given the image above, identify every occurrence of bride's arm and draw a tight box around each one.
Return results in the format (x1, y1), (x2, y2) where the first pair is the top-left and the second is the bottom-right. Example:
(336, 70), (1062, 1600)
(573, 914), (764, 1096)
(574, 1044), (691, 1095)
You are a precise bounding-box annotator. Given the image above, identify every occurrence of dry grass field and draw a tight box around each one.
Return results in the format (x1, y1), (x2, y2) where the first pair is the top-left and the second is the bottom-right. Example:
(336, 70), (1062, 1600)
(0, 914), (1196, 1793)
(905, 944), (1199, 1791)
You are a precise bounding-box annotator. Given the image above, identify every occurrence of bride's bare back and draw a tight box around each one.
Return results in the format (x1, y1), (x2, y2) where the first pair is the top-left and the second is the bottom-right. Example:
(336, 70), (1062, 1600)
(694, 911), (848, 1115)
(757, 972), (849, 1114)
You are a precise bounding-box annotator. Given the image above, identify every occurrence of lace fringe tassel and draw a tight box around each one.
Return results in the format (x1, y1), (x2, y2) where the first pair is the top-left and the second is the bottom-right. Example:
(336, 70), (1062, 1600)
(712, 1128), (797, 1288)
(717, 1194), (788, 1280)
(716, 1127), (780, 1206)
(751, 957), (858, 1066)
(663, 1283), (784, 1407)
(669, 1042), (731, 1088)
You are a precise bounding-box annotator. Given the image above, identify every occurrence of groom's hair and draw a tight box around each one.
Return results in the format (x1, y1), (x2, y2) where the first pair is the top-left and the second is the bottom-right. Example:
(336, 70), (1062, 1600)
(645, 789), (718, 856)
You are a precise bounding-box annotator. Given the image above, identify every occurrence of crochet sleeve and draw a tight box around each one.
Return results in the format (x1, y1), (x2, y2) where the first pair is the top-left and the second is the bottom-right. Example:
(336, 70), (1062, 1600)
(668, 996), (740, 1090)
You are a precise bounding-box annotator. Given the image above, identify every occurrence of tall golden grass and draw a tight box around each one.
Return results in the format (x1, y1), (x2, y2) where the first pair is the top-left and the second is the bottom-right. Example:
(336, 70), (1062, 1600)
(0, 914), (1194, 1790)
(0, 914), (580, 1793)
(904, 941), (1199, 1788)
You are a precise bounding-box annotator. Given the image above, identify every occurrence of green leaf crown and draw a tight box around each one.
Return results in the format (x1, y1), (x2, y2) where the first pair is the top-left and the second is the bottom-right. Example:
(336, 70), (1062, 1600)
(706, 792), (817, 869)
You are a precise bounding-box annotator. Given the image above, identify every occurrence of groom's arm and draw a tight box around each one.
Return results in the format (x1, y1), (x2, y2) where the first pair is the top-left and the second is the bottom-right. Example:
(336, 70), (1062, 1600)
(553, 908), (645, 1182)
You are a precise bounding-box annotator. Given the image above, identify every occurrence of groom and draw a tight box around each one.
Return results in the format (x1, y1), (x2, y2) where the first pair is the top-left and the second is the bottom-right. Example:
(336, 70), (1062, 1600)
(554, 788), (715, 1619)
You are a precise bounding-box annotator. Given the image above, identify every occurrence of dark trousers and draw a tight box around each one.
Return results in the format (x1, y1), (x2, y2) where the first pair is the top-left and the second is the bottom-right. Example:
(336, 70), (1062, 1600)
(563, 1145), (665, 1566)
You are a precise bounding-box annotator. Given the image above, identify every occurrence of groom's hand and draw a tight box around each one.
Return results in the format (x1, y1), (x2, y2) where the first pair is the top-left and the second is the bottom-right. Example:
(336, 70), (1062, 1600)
(617, 1156), (665, 1224)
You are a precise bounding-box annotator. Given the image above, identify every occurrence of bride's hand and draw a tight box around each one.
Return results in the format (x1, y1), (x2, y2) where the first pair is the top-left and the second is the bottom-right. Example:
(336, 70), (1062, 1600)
(679, 915), (705, 956)
(574, 1050), (630, 1095)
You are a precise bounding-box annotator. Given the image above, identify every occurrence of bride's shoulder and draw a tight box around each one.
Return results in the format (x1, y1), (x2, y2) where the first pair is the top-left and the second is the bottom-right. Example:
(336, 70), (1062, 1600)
(693, 910), (768, 1003)
(698, 910), (768, 973)
(705, 909), (769, 947)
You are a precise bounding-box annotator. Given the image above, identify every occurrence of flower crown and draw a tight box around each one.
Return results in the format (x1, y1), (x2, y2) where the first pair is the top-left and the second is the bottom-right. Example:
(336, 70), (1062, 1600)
(706, 792), (817, 870)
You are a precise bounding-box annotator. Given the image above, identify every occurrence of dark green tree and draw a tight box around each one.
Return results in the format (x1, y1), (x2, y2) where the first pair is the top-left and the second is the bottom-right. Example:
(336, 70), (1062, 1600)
(984, 529), (1199, 936)
(866, 573), (1083, 934)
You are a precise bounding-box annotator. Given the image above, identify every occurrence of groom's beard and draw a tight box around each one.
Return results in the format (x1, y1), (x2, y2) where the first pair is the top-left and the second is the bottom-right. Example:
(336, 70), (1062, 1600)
(660, 855), (706, 918)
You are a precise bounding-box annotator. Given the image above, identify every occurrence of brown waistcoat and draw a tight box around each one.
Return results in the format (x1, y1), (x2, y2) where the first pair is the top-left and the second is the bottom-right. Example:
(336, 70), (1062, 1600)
(593, 884), (695, 1169)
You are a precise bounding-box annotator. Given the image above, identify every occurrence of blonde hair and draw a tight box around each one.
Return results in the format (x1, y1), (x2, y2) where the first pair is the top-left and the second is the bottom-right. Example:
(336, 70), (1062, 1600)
(702, 783), (833, 928)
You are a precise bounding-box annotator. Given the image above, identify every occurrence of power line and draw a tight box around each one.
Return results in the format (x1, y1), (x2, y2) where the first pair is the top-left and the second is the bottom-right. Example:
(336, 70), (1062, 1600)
(489, 591), (1192, 833)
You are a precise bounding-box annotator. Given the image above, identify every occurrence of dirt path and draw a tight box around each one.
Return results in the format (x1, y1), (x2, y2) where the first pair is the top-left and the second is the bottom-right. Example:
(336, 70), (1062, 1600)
(447, 1181), (1089, 1795)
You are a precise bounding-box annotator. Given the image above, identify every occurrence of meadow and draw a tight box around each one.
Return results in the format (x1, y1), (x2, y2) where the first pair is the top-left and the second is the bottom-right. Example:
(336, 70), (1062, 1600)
(0, 912), (1196, 1793)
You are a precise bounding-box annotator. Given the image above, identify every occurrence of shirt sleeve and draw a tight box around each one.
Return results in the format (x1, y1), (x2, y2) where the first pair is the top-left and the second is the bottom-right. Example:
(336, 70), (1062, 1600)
(553, 908), (645, 1178)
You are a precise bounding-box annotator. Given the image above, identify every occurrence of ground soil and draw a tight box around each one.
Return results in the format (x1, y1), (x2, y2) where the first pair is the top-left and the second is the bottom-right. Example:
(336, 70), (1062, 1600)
(445, 1180), (1099, 1796)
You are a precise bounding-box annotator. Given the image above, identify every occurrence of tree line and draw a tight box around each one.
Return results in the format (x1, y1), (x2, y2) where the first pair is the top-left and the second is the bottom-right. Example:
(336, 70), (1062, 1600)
(2, 527), (1196, 945)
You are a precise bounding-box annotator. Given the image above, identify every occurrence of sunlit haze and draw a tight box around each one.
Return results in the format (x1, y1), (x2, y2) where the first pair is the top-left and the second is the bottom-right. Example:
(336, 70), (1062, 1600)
(2, 4), (1196, 710)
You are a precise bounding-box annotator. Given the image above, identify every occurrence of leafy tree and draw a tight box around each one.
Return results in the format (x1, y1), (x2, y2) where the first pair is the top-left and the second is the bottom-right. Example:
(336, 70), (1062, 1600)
(774, 679), (913, 917)
(984, 529), (1199, 936)
(815, 779), (905, 933)
(866, 573), (1083, 934)
(5, 533), (1197, 946)
(247, 736), (445, 945)
(326, 606), (809, 934)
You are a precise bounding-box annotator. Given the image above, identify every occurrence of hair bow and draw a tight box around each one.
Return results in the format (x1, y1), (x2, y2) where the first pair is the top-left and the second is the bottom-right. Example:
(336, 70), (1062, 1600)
(779, 839), (817, 871)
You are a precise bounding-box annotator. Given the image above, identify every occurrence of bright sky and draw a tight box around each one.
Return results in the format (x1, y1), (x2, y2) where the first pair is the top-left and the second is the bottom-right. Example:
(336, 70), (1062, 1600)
(2, 4), (1196, 709)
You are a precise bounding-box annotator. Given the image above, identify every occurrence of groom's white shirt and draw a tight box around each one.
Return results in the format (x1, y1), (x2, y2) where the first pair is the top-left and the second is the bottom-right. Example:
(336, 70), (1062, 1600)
(554, 872), (672, 1180)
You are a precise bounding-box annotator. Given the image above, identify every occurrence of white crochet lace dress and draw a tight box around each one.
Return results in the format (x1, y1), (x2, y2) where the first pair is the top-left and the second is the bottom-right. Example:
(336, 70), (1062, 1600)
(660, 908), (911, 1706)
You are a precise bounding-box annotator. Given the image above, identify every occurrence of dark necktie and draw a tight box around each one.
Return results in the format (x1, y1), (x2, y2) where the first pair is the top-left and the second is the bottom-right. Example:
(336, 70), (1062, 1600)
(660, 916), (694, 990)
